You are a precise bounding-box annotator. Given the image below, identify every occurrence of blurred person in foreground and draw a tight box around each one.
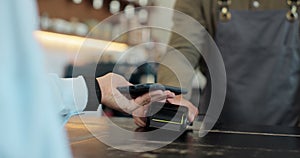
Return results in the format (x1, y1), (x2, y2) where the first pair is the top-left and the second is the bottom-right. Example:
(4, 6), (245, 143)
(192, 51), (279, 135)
(0, 0), (177, 157)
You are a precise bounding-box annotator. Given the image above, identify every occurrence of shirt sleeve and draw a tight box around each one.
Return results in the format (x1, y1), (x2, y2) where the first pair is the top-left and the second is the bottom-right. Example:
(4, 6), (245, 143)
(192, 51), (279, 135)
(48, 74), (89, 114)
(157, 0), (206, 90)
(84, 76), (102, 111)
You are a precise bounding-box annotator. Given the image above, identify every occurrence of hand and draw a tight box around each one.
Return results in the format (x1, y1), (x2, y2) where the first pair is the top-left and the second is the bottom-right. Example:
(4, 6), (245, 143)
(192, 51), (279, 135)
(132, 90), (175, 127)
(167, 95), (199, 122)
(133, 95), (199, 127)
(96, 73), (175, 114)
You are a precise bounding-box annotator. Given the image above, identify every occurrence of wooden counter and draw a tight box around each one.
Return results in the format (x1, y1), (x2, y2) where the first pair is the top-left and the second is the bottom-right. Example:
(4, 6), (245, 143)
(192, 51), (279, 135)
(66, 112), (300, 158)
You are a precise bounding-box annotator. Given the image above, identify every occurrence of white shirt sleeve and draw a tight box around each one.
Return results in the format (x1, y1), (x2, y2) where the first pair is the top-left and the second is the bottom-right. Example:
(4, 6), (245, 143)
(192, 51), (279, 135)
(48, 74), (88, 115)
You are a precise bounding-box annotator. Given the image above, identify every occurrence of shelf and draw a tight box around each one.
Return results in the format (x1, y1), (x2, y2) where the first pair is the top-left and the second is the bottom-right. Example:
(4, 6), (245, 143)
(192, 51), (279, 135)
(35, 30), (129, 53)
(37, 0), (143, 22)
(37, 0), (111, 21)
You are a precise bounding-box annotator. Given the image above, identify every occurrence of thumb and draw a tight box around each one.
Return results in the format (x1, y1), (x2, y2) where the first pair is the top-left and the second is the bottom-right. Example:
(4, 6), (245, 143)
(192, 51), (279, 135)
(134, 90), (167, 106)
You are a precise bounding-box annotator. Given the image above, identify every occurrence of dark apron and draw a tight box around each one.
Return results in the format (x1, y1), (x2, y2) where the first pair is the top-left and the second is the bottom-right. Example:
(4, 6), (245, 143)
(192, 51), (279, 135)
(214, 9), (300, 126)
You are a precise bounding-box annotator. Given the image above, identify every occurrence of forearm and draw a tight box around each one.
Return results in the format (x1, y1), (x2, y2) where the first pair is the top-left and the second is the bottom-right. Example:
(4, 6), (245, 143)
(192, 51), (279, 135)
(157, 0), (208, 100)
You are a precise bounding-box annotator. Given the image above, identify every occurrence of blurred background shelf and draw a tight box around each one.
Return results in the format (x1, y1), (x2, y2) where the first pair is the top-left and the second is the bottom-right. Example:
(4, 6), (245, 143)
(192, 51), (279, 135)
(36, 0), (176, 116)
(37, 0), (152, 43)
(37, 0), (147, 22)
(36, 0), (175, 75)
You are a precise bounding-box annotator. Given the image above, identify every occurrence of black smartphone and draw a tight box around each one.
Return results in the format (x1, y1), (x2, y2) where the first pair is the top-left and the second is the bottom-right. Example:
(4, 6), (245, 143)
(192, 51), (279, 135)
(117, 83), (188, 99)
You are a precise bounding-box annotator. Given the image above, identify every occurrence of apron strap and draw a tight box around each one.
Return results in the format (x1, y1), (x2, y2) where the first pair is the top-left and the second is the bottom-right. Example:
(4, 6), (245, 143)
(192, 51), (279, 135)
(218, 0), (300, 22)
(286, 0), (300, 22)
(217, 0), (232, 22)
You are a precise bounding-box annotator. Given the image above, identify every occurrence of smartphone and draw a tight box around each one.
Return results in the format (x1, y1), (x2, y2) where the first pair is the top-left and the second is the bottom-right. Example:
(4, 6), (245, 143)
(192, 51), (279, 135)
(117, 83), (188, 99)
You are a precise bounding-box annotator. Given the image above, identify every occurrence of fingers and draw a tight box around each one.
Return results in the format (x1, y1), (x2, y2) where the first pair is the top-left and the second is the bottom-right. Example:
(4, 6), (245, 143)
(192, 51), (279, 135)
(134, 90), (175, 106)
(132, 102), (149, 127)
(97, 73), (139, 114)
(167, 96), (199, 122)
(164, 90), (176, 98)
(133, 93), (199, 127)
(134, 90), (162, 106)
(133, 116), (146, 127)
(185, 102), (199, 122)
(148, 90), (167, 103)
(134, 93), (151, 107)
(132, 104), (150, 117)
(109, 90), (141, 114)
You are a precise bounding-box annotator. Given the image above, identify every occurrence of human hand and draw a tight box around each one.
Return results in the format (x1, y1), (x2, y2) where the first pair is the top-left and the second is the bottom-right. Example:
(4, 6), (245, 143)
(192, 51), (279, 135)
(133, 94), (199, 127)
(132, 90), (176, 127)
(96, 73), (175, 114)
(167, 95), (199, 122)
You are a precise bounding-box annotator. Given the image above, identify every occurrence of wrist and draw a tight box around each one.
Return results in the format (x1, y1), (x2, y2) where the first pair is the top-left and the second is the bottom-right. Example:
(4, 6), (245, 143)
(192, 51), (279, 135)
(95, 78), (102, 104)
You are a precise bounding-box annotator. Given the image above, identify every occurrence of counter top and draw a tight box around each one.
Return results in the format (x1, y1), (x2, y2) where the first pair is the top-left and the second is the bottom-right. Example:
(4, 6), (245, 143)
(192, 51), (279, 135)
(66, 112), (300, 158)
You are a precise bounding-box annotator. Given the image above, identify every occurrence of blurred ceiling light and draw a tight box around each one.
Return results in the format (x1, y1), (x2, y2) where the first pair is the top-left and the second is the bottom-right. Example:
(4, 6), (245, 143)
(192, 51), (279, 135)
(139, 0), (148, 6)
(93, 0), (103, 9)
(124, 4), (135, 18)
(73, 0), (82, 4)
(109, 0), (121, 14)
(34, 30), (128, 53)
(138, 9), (148, 23)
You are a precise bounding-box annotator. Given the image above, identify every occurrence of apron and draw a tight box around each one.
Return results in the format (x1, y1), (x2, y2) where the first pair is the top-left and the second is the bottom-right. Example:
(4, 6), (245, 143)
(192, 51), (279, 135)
(213, 8), (300, 126)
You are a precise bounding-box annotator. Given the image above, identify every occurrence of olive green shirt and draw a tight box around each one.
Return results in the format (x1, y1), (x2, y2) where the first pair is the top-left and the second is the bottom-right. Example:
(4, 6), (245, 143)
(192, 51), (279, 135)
(158, 0), (299, 89)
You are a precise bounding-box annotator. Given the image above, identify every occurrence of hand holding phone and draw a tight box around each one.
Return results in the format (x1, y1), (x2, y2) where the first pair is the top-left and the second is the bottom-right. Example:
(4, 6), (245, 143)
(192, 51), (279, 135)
(117, 83), (187, 99)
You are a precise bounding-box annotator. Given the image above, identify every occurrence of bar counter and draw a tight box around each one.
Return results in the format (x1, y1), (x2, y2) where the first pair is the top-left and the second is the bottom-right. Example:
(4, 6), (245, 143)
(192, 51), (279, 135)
(66, 112), (300, 158)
